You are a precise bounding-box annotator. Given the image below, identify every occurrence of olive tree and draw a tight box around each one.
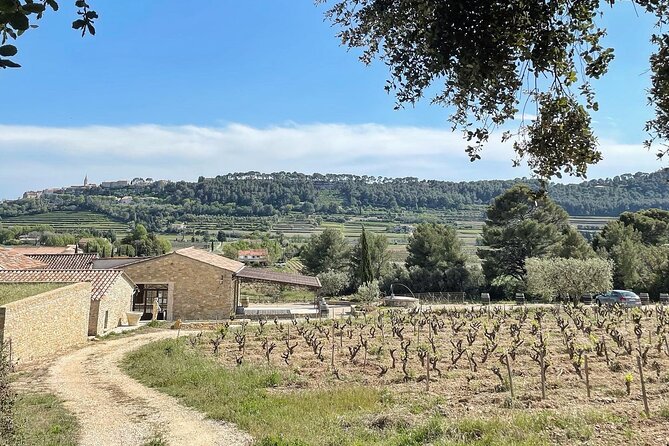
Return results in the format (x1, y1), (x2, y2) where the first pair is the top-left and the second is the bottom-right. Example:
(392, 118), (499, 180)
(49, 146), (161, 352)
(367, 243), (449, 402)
(526, 257), (613, 302)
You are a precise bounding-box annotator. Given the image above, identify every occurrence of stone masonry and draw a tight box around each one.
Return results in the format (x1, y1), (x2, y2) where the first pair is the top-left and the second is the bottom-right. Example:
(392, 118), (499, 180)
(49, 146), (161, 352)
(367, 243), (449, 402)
(88, 277), (134, 336)
(121, 253), (237, 321)
(0, 282), (91, 362)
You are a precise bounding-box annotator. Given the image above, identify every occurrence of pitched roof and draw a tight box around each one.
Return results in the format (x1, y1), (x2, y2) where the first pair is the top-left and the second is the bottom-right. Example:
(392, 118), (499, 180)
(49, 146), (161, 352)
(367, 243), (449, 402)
(238, 249), (268, 257)
(0, 249), (48, 270)
(0, 269), (134, 300)
(176, 247), (245, 273)
(7, 245), (78, 255)
(26, 253), (97, 270)
(236, 267), (321, 289)
(92, 258), (144, 270)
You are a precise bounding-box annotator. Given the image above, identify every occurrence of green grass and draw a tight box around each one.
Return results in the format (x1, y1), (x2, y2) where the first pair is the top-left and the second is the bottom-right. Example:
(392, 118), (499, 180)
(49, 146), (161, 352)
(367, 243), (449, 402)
(121, 339), (627, 446)
(0, 283), (69, 306)
(122, 339), (383, 445)
(11, 392), (79, 446)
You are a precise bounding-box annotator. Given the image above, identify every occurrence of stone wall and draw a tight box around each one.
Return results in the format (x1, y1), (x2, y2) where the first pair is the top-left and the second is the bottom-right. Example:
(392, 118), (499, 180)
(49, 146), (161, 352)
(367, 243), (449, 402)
(121, 253), (236, 321)
(0, 282), (91, 362)
(94, 278), (133, 335)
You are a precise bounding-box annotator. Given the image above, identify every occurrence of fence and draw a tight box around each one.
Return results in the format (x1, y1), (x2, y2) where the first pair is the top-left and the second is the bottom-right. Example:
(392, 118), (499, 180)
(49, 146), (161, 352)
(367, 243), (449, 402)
(414, 292), (466, 304)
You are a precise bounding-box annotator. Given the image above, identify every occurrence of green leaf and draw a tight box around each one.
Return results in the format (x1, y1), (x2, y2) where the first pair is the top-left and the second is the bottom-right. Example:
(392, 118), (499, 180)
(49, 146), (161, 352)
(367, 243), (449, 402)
(74, 0), (87, 7)
(46, 0), (59, 11)
(0, 58), (21, 68)
(71, 18), (85, 29)
(8, 12), (29, 30)
(0, 44), (17, 57)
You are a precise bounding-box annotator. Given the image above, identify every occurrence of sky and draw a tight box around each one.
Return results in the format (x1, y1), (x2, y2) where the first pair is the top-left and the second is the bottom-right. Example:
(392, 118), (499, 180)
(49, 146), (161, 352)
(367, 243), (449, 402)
(0, 0), (666, 199)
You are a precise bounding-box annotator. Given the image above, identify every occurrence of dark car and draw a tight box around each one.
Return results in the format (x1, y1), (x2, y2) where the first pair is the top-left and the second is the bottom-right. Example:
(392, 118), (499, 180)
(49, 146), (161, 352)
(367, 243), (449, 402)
(594, 290), (642, 307)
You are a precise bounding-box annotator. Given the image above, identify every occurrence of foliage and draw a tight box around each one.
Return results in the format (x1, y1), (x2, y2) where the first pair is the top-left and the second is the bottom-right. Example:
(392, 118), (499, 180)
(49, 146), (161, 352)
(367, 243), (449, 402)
(525, 257), (613, 302)
(122, 339), (382, 446)
(120, 223), (171, 257)
(321, 0), (669, 181)
(317, 270), (349, 297)
(549, 226), (596, 260)
(10, 392), (79, 446)
(300, 227), (350, 275)
(479, 185), (570, 283)
(4, 172), (669, 228)
(594, 209), (669, 292)
(0, 1), (96, 69)
(0, 342), (14, 443)
(350, 227), (389, 287)
(221, 237), (282, 263)
(353, 279), (380, 302)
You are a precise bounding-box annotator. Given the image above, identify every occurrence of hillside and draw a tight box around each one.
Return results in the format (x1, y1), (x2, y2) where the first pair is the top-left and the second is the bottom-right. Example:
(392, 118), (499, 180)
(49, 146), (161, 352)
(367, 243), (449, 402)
(1, 170), (668, 231)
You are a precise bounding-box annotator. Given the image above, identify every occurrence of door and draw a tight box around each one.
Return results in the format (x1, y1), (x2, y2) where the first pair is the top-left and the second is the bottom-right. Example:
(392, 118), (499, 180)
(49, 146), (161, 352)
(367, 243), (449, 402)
(133, 284), (169, 320)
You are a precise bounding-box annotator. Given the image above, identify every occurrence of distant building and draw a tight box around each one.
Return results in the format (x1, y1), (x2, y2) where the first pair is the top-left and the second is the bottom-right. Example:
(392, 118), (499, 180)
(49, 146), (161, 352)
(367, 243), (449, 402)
(118, 196), (133, 204)
(22, 191), (42, 199)
(101, 180), (129, 189)
(237, 249), (269, 266)
(170, 223), (187, 232)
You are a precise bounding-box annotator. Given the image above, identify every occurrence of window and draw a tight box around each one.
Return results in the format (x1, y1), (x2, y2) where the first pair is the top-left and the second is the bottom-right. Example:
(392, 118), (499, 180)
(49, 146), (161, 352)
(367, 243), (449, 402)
(133, 284), (169, 320)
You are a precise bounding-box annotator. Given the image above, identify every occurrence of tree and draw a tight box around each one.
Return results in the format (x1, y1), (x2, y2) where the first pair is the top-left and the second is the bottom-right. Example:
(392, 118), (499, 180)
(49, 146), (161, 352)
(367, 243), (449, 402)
(351, 226), (388, 286)
(526, 257), (613, 302)
(317, 270), (349, 297)
(1, 1), (97, 69)
(479, 185), (569, 284)
(322, 0), (669, 180)
(300, 228), (350, 275)
(406, 222), (469, 292)
(549, 226), (596, 260)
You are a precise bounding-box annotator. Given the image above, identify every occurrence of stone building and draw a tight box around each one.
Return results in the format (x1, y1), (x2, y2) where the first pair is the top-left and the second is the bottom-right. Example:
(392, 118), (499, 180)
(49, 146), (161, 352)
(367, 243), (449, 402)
(0, 282), (91, 361)
(120, 247), (245, 321)
(0, 269), (135, 336)
(119, 247), (321, 321)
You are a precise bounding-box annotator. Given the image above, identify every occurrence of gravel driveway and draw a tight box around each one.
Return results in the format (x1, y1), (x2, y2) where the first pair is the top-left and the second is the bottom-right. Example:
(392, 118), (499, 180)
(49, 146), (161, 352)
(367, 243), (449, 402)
(46, 331), (253, 446)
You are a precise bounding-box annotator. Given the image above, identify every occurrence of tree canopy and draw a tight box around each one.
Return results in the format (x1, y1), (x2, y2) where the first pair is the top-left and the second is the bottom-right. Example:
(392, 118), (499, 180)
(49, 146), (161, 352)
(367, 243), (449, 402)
(0, 1), (96, 68)
(300, 227), (350, 275)
(322, 0), (669, 181)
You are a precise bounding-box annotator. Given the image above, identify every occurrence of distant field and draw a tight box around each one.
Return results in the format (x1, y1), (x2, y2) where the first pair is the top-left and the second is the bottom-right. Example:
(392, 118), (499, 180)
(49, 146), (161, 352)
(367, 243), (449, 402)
(1, 211), (129, 233)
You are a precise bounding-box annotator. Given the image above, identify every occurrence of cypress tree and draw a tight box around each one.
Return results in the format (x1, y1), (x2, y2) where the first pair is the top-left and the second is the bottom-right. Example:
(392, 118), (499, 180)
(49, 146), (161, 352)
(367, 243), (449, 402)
(359, 226), (374, 285)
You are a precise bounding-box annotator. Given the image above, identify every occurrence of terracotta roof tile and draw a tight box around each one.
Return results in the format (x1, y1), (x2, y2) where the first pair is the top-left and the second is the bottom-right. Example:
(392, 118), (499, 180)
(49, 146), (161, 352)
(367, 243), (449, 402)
(236, 267), (321, 289)
(0, 269), (133, 300)
(176, 247), (245, 273)
(0, 249), (49, 270)
(27, 254), (97, 270)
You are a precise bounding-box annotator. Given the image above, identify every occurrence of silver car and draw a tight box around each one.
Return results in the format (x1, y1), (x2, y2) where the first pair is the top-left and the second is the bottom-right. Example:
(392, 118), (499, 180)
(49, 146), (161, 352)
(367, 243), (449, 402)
(594, 290), (642, 307)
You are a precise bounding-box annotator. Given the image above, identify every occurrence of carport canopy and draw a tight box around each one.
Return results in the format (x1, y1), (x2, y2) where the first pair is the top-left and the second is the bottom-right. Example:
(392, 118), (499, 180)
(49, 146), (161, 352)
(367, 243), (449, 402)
(235, 267), (321, 289)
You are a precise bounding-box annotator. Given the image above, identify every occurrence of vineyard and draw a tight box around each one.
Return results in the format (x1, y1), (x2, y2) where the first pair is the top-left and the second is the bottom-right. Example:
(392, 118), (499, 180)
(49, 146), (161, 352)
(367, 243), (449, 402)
(127, 304), (669, 445)
(1, 211), (129, 233)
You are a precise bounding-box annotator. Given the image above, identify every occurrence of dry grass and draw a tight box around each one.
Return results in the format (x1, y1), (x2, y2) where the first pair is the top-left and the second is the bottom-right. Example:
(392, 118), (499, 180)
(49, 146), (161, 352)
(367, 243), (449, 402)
(0, 283), (68, 307)
(122, 304), (669, 445)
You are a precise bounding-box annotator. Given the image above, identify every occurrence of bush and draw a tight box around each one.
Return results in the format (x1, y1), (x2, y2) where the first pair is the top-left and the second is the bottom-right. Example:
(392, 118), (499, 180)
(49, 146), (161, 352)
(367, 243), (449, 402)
(354, 280), (380, 302)
(317, 270), (349, 297)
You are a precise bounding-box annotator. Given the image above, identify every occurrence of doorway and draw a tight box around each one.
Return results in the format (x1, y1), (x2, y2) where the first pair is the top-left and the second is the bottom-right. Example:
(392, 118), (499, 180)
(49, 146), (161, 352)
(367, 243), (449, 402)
(133, 284), (169, 320)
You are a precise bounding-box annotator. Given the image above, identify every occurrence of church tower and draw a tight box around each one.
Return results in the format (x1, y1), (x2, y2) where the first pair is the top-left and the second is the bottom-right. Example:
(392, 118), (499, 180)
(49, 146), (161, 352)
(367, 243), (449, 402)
(84, 174), (88, 187)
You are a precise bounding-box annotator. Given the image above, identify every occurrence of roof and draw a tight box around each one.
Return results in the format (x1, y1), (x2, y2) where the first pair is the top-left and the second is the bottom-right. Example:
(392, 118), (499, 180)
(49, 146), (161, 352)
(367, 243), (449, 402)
(238, 249), (268, 257)
(26, 253), (97, 270)
(236, 267), (321, 289)
(176, 247), (245, 273)
(113, 247), (245, 273)
(92, 258), (144, 270)
(7, 245), (78, 255)
(0, 269), (134, 300)
(0, 249), (48, 270)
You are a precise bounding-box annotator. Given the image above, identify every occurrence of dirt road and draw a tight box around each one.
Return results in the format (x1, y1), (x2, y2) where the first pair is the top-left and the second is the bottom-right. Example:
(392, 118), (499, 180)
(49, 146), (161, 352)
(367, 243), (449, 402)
(46, 331), (252, 446)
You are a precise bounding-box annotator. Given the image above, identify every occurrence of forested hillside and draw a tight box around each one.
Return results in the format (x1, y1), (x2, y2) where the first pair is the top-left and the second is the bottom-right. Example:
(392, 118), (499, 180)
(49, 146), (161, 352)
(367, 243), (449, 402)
(1, 170), (668, 230)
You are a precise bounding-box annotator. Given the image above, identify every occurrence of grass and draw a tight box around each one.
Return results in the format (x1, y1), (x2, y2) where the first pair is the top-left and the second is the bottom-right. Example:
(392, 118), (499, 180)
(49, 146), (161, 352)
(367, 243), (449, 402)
(121, 338), (627, 446)
(122, 339), (382, 445)
(10, 392), (79, 446)
(0, 283), (68, 306)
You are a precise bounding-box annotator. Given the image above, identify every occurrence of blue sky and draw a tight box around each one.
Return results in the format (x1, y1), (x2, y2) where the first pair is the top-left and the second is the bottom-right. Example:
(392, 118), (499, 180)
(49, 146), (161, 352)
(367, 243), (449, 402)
(0, 1), (666, 198)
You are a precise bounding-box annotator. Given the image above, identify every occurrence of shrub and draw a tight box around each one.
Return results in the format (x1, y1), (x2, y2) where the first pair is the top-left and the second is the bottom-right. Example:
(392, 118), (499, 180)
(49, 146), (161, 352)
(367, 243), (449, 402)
(354, 280), (380, 302)
(317, 270), (349, 297)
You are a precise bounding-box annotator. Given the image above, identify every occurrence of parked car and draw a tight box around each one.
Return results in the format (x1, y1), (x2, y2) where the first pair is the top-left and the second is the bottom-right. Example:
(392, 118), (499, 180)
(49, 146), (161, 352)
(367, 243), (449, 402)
(594, 290), (642, 307)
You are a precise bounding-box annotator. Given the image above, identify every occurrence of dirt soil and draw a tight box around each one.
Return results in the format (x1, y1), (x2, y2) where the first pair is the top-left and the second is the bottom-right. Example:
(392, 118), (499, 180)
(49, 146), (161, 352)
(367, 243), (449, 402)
(43, 331), (252, 446)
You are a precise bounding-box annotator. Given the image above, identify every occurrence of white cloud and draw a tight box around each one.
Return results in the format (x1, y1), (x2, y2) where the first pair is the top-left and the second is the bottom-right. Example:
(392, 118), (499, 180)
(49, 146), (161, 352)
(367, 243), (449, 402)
(0, 122), (664, 199)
